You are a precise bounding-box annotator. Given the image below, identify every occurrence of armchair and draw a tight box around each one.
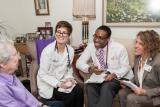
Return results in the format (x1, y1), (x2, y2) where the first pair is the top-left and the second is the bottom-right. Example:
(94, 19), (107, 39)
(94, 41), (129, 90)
(26, 39), (54, 98)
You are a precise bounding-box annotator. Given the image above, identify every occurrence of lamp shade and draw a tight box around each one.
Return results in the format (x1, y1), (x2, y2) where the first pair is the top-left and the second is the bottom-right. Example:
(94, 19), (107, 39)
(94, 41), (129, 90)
(73, 0), (96, 18)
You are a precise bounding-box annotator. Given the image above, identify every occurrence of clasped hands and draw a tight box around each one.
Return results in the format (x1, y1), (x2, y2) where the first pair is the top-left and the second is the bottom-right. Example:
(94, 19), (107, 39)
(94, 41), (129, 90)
(132, 87), (146, 96)
(89, 65), (117, 81)
(58, 78), (76, 89)
(121, 84), (147, 96)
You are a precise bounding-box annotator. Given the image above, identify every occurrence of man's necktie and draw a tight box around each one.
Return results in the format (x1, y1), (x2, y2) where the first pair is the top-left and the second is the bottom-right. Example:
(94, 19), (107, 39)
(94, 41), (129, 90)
(97, 49), (106, 70)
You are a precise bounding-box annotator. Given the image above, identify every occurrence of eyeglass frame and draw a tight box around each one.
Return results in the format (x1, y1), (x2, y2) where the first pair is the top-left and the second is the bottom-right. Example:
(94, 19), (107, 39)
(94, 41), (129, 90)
(93, 34), (108, 42)
(55, 30), (69, 37)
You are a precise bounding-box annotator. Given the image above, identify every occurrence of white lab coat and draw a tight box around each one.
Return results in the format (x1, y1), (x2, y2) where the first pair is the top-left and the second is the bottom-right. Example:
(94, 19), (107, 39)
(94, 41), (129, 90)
(76, 39), (133, 79)
(37, 41), (74, 99)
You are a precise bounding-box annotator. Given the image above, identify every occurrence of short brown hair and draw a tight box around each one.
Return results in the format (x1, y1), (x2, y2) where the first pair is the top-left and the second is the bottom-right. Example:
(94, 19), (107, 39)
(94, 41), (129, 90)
(55, 21), (72, 35)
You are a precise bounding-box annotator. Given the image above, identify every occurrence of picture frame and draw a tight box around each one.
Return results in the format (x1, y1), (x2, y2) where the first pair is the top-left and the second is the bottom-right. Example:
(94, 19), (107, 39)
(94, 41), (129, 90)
(103, 0), (160, 27)
(34, 0), (50, 15)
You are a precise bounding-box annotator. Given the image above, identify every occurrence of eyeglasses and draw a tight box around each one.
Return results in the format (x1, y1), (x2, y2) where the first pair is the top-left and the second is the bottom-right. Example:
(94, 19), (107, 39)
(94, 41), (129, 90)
(93, 34), (108, 41)
(56, 31), (69, 37)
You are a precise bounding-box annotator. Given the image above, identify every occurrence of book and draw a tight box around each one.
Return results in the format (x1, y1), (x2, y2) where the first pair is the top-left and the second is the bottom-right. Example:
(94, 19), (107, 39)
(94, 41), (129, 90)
(85, 73), (107, 83)
(121, 80), (138, 89)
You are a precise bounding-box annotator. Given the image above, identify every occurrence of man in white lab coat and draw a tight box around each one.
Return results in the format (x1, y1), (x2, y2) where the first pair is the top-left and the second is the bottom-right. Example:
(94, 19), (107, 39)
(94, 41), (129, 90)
(76, 25), (133, 107)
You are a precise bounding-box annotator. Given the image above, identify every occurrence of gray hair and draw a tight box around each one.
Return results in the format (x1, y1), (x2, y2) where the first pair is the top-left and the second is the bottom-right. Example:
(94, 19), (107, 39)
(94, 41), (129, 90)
(0, 22), (14, 41)
(0, 33), (13, 44)
(0, 40), (14, 65)
(0, 25), (14, 65)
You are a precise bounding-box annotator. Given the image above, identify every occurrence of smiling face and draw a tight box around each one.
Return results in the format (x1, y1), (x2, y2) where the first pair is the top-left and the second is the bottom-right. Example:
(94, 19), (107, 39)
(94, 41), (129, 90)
(135, 36), (145, 56)
(93, 29), (109, 49)
(55, 27), (69, 44)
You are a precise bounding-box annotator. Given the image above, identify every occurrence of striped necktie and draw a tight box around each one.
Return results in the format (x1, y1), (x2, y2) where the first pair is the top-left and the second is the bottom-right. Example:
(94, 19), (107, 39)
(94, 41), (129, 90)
(97, 48), (106, 70)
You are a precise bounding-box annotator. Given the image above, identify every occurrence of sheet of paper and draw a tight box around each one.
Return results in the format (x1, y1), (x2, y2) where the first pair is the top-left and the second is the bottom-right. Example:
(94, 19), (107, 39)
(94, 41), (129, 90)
(85, 73), (107, 83)
(121, 80), (138, 89)
(58, 84), (76, 93)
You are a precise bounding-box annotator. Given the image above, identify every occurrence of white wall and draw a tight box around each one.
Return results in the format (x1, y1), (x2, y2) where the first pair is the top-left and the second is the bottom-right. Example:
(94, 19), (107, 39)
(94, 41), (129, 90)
(0, 0), (159, 46)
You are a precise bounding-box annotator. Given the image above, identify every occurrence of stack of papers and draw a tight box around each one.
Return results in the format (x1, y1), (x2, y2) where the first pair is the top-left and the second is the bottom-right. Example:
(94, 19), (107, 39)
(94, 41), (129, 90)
(85, 73), (107, 83)
(121, 80), (138, 89)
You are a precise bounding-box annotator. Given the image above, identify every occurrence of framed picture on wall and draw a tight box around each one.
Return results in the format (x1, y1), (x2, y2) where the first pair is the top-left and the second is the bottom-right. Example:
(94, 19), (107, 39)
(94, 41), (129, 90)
(103, 0), (160, 26)
(34, 0), (50, 15)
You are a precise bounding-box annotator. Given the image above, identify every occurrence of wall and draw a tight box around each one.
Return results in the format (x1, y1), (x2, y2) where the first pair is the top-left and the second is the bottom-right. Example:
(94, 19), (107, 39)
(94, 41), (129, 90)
(0, 0), (159, 46)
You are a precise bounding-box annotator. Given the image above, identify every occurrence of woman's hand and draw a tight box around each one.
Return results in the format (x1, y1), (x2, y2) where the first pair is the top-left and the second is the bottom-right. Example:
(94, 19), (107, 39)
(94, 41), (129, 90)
(58, 81), (67, 89)
(66, 78), (76, 84)
(132, 87), (146, 96)
(59, 80), (74, 89)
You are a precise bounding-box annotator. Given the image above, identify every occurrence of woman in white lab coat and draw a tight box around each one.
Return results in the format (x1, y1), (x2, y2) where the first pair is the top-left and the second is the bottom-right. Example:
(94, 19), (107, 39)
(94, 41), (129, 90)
(37, 21), (84, 107)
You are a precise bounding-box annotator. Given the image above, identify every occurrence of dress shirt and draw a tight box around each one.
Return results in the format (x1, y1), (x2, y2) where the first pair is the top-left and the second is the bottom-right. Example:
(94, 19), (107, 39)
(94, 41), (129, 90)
(137, 58), (147, 88)
(37, 41), (75, 99)
(0, 73), (40, 107)
(76, 39), (133, 79)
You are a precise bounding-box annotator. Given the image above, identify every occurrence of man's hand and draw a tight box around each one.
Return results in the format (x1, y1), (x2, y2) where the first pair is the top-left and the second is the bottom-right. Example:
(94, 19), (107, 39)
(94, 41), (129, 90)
(89, 65), (102, 75)
(105, 73), (117, 81)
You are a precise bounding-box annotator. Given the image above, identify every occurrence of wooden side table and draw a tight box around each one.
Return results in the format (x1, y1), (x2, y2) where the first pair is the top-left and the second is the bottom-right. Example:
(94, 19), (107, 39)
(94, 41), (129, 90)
(14, 43), (29, 54)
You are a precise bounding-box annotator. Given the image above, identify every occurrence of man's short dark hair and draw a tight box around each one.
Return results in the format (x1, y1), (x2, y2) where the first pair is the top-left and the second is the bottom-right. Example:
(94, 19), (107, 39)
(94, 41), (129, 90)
(97, 25), (111, 38)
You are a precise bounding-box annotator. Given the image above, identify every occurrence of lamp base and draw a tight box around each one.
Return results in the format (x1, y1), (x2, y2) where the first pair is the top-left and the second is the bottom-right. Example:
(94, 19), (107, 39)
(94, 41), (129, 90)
(82, 17), (89, 44)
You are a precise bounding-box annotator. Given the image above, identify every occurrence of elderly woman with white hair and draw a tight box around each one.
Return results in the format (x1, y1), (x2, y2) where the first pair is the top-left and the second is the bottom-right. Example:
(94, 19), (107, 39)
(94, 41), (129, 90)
(0, 38), (64, 107)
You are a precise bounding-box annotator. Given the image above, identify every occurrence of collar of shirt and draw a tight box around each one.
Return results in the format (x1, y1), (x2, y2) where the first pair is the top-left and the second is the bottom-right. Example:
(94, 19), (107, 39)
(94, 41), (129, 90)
(96, 39), (112, 61)
(0, 73), (15, 85)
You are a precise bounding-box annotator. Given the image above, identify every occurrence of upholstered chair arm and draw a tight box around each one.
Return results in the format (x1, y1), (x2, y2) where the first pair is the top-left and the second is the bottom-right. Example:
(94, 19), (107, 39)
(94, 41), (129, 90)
(26, 41), (39, 98)
(29, 60), (39, 97)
